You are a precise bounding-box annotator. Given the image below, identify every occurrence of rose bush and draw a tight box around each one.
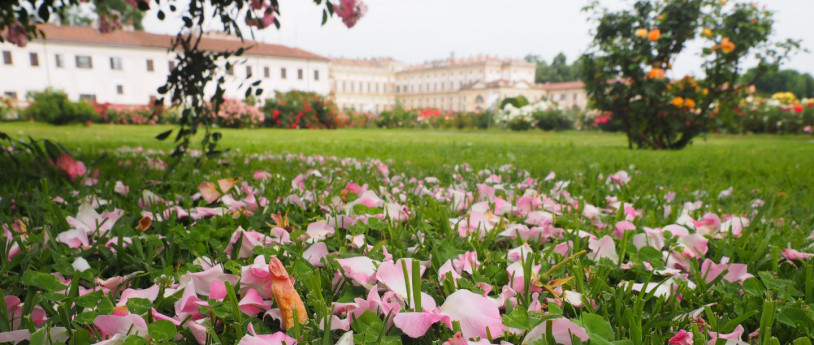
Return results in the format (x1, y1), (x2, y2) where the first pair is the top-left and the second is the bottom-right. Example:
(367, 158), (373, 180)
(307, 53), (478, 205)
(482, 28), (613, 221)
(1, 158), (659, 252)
(581, 0), (799, 149)
(262, 91), (340, 129)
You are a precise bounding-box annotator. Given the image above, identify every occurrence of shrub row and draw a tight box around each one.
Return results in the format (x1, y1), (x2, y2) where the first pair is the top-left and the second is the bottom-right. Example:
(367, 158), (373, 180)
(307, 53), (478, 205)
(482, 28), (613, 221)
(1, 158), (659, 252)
(8, 89), (813, 134)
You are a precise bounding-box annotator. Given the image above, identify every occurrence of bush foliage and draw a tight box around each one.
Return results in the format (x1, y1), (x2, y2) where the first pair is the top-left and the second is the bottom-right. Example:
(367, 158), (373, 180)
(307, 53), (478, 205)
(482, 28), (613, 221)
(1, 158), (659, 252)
(24, 89), (99, 125)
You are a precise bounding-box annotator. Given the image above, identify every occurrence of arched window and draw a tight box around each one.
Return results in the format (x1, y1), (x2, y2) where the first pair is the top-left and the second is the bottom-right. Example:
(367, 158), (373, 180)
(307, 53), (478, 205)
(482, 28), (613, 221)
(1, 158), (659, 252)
(475, 95), (484, 104)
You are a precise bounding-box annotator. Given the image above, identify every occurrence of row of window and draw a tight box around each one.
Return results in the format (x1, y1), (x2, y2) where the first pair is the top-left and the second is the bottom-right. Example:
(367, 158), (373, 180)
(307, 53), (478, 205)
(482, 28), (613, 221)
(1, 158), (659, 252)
(2, 50), (322, 81)
(336, 80), (392, 94)
(4, 90), (104, 102)
(228, 65), (319, 81)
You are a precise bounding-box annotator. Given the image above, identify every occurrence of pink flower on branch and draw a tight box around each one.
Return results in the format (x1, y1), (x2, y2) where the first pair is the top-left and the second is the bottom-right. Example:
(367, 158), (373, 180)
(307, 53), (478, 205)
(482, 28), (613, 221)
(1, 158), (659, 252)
(335, 0), (367, 28)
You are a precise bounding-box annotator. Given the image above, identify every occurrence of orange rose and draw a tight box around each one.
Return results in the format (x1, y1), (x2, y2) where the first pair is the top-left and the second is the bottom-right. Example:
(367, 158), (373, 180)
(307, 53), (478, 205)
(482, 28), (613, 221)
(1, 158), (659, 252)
(648, 68), (666, 79)
(648, 29), (661, 41)
(720, 37), (735, 53)
(684, 98), (696, 108)
(702, 28), (713, 37)
(672, 97), (684, 107)
(635, 28), (648, 38)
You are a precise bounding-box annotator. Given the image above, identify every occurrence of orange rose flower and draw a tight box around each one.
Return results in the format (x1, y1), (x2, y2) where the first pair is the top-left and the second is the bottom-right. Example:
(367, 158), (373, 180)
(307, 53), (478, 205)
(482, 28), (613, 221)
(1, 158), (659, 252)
(702, 28), (713, 37)
(635, 28), (648, 38)
(684, 98), (696, 108)
(672, 97), (684, 107)
(648, 68), (666, 79)
(648, 29), (661, 41)
(720, 37), (735, 53)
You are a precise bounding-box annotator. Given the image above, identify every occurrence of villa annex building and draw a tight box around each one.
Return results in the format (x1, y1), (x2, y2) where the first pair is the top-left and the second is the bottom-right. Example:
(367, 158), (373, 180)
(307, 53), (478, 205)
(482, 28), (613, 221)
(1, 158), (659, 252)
(330, 56), (588, 112)
(0, 24), (330, 105)
(0, 24), (586, 112)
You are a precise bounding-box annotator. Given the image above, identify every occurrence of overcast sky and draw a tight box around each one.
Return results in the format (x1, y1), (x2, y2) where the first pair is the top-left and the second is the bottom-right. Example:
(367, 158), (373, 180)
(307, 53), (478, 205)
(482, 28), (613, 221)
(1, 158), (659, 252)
(143, 0), (814, 77)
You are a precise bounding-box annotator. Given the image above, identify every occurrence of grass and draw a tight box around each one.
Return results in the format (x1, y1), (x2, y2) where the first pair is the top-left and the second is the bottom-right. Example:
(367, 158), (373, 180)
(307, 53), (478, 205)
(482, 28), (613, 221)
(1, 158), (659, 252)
(1, 122), (814, 345)
(4, 122), (814, 221)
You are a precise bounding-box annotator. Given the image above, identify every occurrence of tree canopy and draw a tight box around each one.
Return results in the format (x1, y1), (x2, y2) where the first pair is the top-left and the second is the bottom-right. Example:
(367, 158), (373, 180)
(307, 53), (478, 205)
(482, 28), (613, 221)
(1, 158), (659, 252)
(742, 67), (814, 99)
(525, 52), (582, 84)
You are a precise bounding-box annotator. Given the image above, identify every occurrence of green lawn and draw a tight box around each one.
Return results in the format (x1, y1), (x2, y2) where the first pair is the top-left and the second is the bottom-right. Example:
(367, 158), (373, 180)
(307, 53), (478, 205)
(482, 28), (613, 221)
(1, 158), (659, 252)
(3, 122), (813, 222)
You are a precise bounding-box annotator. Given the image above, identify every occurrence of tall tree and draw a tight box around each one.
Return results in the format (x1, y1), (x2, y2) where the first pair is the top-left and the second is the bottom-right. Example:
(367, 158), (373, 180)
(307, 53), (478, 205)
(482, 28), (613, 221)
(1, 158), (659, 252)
(526, 52), (581, 83)
(59, 0), (146, 30)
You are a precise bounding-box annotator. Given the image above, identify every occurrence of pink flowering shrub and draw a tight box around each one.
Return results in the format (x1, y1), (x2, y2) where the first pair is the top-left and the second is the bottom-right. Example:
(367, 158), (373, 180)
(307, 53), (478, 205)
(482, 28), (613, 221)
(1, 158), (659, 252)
(95, 103), (159, 125)
(213, 98), (265, 128)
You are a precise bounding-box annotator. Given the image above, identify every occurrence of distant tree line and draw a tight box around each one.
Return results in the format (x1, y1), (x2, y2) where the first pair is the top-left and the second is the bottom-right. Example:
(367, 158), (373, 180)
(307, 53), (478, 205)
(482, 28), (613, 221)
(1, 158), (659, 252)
(743, 68), (814, 99)
(61, 0), (146, 30)
(524, 52), (582, 84)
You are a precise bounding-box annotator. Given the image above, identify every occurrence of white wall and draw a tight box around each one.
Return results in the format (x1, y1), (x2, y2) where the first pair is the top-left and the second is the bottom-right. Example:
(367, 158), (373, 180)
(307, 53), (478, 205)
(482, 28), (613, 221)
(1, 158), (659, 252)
(0, 40), (329, 105)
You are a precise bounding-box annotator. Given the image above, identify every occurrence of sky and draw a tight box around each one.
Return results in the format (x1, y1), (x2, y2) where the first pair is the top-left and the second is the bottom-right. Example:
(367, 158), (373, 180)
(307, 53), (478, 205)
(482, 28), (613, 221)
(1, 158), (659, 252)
(142, 0), (814, 77)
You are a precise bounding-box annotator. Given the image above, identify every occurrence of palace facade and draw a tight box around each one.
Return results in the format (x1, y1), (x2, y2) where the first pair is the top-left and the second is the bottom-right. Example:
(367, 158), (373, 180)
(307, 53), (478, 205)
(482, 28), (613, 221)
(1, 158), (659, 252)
(1, 25), (587, 112)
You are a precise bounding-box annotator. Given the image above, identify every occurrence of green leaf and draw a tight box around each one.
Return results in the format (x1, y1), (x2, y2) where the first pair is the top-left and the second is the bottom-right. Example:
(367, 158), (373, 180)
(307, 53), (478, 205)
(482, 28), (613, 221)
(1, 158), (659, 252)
(148, 320), (178, 342)
(793, 337), (813, 345)
(637, 246), (662, 263)
(75, 290), (103, 309)
(22, 270), (68, 291)
(777, 307), (813, 331)
(123, 335), (149, 345)
(71, 328), (92, 345)
(156, 129), (173, 141)
(742, 277), (765, 296)
(351, 311), (384, 336)
(30, 328), (46, 345)
(503, 307), (529, 329)
(126, 298), (153, 315)
(581, 313), (614, 345)
(74, 311), (97, 325)
(43, 140), (62, 161)
(97, 297), (115, 315)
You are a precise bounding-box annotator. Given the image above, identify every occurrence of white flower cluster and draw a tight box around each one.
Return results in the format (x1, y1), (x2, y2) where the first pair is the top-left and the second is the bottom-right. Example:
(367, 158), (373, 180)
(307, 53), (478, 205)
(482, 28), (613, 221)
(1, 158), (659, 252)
(496, 99), (560, 126)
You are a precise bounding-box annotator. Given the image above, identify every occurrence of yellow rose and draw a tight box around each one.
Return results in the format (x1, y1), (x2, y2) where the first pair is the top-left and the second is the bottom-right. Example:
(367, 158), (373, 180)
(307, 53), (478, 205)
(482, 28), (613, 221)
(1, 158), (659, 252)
(636, 28), (648, 38)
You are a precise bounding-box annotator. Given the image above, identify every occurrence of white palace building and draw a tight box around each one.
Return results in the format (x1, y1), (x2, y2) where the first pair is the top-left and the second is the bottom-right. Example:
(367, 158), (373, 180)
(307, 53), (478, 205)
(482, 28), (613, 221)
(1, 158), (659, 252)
(1, 24), (586, 111)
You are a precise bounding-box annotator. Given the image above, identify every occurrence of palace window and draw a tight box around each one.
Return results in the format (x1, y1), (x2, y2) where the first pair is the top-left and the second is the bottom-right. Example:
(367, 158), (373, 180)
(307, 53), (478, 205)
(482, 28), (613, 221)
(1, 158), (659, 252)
(55, 54), (64, 68)
(297, 69), (303, 80)
(281, 68), (287, 79)
(110, 57), (122, 70)
(2, 51), (11, 65)
(29, 53), (39, 67)
(146, 59), (154, 72)
(75, 55), (92, 69)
